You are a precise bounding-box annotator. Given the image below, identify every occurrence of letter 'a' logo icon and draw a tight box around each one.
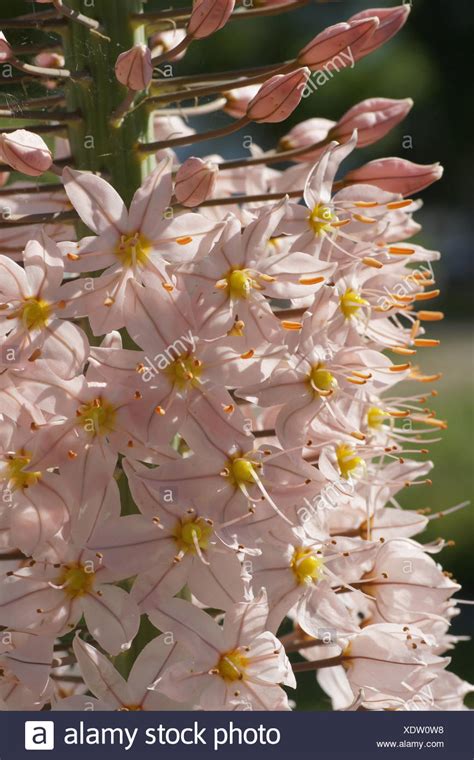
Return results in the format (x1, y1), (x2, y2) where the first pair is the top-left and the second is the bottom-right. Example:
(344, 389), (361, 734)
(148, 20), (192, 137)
(24, 721), (55, 750)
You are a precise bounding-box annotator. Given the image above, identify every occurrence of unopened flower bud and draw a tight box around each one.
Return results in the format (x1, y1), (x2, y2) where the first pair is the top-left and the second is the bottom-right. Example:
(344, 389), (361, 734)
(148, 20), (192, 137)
(224, 85), (261, 119)
(188, 0), (235, 40)
(349, 5), (411, 56)
(34, 52), (65, 69)
(297, 17), (379, 69)
(175, 157), (218, 207)
(343, 158), (443, 196)
(247, 68), (310, 124)
(330, 97), (413, 147)
(0, 32), (12, 63)
(278, 117), (335, 160)
(115, 44), (152, 92)
(0, 129), (52, 176)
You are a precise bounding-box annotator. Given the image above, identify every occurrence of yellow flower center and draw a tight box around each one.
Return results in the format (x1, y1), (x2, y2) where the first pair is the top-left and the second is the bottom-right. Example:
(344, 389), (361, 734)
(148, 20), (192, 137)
(336, 443), (364, 480)
(309, 204), (335, 235)
(291, 547), (324, 585)
(58, 564), (95, 598)
(227, 456), (257, 487)
(5, 451), (41, 490)
(309, 363), (337, 395)
(339, 288), (368, 319)
(165, 355), (202, 390)
(227, 269), (253, 299)
(217, 649), (249, 682)
(76, 398), (117, 436)
(367, 406), (387, 430)
(173, 517), (213, 554)
(19, 298), (51, 331)
(115, 232), (151, 268)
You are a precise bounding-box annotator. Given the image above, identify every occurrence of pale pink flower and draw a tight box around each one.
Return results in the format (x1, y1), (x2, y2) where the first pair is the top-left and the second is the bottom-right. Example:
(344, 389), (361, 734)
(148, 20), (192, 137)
(364, 538), (460, 625)
(87, 507), (246, 613)
(317, 623), (447, 709)
(104, 283), (261, 452)
(252, 525), (375, 634)
(0, 417), (70, 556)
(151, 592), (295, 710)
(239, 318), (398, 447)
(184, 204), (332, 345)
(0, 537), (140, 654)
(279, 133), (415, 258)
(54, 634), (186, 710)
(422, 672), (474, 711)
(60, 158), (222, 334)
(0, 231), (89, 379)
(22, 370), (159, 499)
(124, 438), (324, 545)
(0, 632), (53, 707)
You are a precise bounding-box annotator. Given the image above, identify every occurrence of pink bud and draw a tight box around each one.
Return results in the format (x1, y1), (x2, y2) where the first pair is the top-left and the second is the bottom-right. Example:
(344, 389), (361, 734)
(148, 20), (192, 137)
(343, 158), (443, 197)
(224, 85), (260, 119)
(115, 44), (152, 92)
(175, 157), (218, 207)
(246, 68), (310, 124)
(0, 32), (12, 63)
(34, 52), (65, 69)
(0, 129), (52, 176)
(330, 97), (413, 147)
(349, 5), (411, 56)
(188, 0), (235, 40)
(278, 117), (336, 160)
(297, 17), (379, 69)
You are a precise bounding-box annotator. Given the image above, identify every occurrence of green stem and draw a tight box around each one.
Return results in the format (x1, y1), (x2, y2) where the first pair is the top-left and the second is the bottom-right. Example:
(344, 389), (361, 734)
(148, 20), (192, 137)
(196, 188), (303, 207)
(62, 0), (155, 206)
(150, 61), (286, 91)
(147, 61), (295, 108)
(217, 138), (328, 170)
(138, 116), (249, 155)
(0, 210), (78, 229)
(0, 108), (79, 122)
(292, 656), (344, 672)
